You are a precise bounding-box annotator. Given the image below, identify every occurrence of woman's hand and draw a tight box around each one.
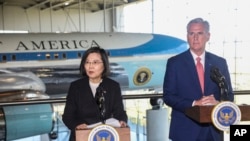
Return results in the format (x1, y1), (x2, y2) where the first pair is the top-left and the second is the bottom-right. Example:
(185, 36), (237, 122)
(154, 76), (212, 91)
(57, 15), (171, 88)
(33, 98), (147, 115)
(76, 123), (88, 130)
(119, 121), (127, 128)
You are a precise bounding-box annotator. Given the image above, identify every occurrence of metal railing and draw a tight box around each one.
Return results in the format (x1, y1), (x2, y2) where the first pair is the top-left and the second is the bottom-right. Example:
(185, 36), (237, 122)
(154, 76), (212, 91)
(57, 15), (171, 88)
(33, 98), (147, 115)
(0, 90), (249, 106)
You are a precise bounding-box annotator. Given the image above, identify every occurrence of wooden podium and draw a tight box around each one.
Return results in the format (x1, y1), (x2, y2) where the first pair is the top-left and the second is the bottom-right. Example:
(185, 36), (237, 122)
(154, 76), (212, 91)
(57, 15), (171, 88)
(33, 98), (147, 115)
(185, 105), (250, 123)
(185, 104), (250, 141)
(76, 126), (130, 141)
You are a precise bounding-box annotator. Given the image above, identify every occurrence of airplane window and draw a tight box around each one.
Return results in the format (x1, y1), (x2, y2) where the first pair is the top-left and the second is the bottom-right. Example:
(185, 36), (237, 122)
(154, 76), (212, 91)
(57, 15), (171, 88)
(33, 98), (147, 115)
(62, 53), (66, 59)
(54, 53), (59, 59)
(12, 55), (16, 61)
(2, 55), (7, 61)
(46, 53), (51, 59)
(77, 52), (81, 58)
(106, 51), (110, 56)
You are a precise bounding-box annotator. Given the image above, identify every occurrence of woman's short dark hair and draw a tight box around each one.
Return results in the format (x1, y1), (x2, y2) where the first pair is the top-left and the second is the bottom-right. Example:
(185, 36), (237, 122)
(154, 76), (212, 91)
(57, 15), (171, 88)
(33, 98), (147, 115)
(79, 47), (110, 78)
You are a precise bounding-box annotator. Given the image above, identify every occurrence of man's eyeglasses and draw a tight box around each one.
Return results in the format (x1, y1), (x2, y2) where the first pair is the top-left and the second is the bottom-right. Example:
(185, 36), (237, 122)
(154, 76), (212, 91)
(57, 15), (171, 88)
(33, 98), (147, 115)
(84, 61), (103, 66)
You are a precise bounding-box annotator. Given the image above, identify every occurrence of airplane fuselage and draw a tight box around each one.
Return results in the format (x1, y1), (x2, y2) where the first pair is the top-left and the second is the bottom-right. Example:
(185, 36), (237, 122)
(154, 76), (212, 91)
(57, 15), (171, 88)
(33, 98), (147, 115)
(0, 32), (188, 95)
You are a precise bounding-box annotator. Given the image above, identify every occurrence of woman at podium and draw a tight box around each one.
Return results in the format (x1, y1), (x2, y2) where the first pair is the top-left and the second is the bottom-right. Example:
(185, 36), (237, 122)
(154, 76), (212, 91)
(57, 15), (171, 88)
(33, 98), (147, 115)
(62, 47), (128, 141)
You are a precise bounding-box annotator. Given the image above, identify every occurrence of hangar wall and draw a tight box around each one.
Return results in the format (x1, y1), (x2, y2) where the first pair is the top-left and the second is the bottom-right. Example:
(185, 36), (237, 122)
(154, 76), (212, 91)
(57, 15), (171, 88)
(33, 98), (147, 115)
(0, 6), (123, 33)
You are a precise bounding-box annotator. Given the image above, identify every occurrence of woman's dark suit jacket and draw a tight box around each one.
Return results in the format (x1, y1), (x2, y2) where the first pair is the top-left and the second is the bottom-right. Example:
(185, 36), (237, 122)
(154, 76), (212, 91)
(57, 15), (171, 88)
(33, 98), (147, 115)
(62, 77), (128, 141)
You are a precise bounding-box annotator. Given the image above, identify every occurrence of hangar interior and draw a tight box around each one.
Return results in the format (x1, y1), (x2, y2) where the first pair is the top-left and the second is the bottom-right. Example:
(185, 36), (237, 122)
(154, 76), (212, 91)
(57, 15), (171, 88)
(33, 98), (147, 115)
(0, 0), (250, 141)
(0, 0), (143, 33)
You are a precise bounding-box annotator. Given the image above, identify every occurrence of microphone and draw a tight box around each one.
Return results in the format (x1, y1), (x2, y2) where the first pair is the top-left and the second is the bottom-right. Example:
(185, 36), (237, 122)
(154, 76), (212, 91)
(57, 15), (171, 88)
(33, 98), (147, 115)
(210, 66), (226, 87)
(96, 85), (106, 124)
(210, 66), (229, 101)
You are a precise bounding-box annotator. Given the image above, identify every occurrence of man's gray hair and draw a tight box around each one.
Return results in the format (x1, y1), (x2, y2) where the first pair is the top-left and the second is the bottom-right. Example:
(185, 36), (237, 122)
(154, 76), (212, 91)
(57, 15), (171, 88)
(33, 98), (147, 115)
(186, 18), (210, 33)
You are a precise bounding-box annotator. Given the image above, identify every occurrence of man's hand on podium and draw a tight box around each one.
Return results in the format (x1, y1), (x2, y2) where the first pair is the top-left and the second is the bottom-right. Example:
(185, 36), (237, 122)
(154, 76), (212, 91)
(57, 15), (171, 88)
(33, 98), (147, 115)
(193, 94), (219, 106)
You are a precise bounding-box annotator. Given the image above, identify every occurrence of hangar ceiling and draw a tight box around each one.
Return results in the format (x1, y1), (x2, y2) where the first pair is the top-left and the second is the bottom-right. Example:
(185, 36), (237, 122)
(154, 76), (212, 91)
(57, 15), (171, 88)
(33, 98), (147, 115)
(0, 0), (144, 12)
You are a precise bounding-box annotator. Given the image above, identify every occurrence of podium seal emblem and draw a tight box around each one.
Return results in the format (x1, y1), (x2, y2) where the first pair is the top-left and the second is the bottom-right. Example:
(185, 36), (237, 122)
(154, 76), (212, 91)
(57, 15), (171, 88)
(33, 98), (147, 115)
(88, 124), (119, 141)
(211, 101), (241, 132)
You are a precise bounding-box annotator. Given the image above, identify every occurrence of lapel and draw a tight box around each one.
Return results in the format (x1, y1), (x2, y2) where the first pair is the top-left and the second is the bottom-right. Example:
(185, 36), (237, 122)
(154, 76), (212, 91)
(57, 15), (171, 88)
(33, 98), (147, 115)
(204, 52), (213, 96)
(184, 50), (202, 90)
(184, 50), (216, 96)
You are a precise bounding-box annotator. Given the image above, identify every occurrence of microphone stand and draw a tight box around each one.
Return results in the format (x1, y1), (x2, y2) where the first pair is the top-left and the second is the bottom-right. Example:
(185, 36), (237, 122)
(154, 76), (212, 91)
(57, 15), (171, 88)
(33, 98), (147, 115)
(96, 85), (106, 124)
(99, 93), (106, 124)
(217, 78), (229, 101)
(210, 66), (230, 101)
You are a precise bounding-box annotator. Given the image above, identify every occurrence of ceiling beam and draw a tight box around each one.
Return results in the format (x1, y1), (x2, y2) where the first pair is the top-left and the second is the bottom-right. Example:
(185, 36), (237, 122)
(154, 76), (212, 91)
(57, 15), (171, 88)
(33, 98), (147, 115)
(25, 0), (51, 10)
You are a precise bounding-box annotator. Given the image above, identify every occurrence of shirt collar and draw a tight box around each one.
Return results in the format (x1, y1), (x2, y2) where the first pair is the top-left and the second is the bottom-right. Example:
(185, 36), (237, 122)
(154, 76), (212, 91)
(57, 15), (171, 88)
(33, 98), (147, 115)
(190, 50), (205, 64)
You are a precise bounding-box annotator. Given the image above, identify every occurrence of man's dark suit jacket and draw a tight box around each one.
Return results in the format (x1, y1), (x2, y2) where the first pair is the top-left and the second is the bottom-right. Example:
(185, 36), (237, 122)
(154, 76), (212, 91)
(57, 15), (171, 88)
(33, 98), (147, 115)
(163, 49), (234, 141)
(62, 77), (127, 141)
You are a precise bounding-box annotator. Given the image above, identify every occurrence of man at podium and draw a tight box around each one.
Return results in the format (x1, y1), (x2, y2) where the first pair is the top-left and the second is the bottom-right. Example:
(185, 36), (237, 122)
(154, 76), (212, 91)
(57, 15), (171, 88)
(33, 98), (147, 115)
(62, 47), (128, 141)
(163, 18), (234, 141)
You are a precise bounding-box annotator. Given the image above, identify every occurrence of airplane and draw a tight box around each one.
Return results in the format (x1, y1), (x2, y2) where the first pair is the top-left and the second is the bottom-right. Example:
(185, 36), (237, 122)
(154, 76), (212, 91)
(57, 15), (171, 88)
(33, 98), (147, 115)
(0, 32), (188, 140)
(0, 32), (188, 95)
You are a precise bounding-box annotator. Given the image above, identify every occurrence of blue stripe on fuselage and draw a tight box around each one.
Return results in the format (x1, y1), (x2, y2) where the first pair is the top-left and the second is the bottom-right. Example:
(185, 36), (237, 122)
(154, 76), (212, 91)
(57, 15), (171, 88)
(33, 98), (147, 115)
(107, 34), (187, 56)
(0, 34), (187, 62)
